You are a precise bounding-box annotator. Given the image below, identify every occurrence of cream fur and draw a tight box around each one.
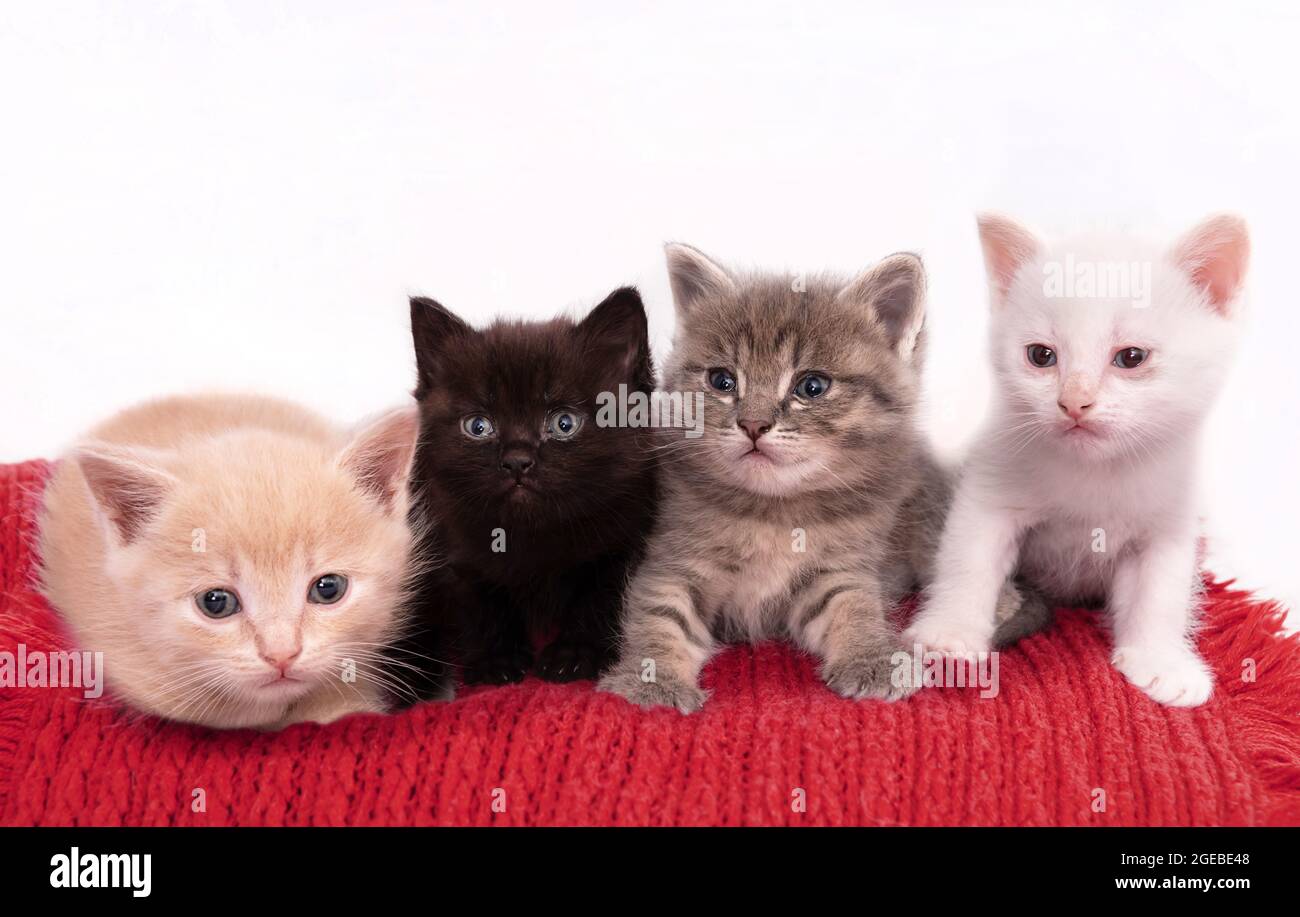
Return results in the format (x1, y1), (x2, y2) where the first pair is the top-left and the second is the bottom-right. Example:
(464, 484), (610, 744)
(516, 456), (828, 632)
(38, 393), (420, 729)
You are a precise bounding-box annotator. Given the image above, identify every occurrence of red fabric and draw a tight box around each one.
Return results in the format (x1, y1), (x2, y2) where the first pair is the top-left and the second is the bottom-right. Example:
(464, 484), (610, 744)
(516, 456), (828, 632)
(1, 459), (1297, 827)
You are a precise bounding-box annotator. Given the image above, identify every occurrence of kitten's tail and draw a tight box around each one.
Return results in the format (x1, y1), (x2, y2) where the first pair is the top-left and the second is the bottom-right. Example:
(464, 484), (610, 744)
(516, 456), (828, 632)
(992, 576), (1055, 648)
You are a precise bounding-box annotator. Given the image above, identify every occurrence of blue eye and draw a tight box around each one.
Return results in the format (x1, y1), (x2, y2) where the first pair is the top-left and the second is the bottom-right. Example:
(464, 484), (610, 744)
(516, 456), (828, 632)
(708, 369), (737, 392)
(1113, 347), (1148, 369)
(794, 373), (831, 399)
(1026, 344), (1057, 368)
(461, 414), (496, 438)
(197, 588), (240, 619)
(308, 573), (348, 605)
(547, 410), (583, 439)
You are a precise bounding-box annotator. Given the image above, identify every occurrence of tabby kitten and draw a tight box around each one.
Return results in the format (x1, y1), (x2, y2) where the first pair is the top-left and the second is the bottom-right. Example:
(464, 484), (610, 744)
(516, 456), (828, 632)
(399, 287), (658, 694)
(598, 244), (947, 712)
(38, 393), (420, 729)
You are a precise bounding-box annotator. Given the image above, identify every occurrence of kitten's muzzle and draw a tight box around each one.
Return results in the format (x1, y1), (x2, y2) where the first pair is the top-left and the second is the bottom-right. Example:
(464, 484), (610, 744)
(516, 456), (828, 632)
(259, 647), (301, 676)
(738, 418), (772, 442)
(1057, 375), (1096, 421)
(500, 447), (536, 482)
(1057, 398), (1095, 421)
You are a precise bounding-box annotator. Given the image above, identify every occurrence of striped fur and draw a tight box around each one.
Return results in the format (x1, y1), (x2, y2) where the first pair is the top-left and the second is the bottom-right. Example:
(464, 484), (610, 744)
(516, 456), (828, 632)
(599, 245), (948, 711)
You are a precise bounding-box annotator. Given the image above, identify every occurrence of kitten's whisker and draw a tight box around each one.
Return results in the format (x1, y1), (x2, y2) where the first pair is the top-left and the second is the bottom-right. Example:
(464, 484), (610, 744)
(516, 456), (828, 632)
(344, 658), (419, 702)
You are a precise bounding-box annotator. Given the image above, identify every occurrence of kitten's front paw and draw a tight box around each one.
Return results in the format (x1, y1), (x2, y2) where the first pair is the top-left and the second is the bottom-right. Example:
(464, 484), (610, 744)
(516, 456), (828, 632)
(1112, 644), (1214, 707)
(821, 649), (918, 702)
(461, 648), (533, 685)
(277, 687), (387, 729)
(536, 640), (607, 682)
(903, 611), (992, 661)
(597, 669), (706, 713)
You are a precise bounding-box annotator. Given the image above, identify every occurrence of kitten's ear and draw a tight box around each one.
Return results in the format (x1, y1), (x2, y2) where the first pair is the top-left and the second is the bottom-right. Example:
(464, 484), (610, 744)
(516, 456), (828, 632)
(410, 296), (472, 395)
(665, 243), (735, 320)
(976, 212), (1043, 307)
(1170, 213), (1250, 317)
(837, 252), (928, 360)
(75, 444), (176, 544)
(338, 404), (421, 513)
(578, 286), (652, 382)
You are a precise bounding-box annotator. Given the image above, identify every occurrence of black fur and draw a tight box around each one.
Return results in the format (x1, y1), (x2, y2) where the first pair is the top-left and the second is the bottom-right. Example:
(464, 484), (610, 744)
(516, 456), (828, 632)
(392, 287), (658, 700)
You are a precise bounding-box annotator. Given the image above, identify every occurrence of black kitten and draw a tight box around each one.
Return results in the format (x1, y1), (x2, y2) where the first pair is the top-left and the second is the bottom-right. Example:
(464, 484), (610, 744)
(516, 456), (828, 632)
(396, 287), (658, 697)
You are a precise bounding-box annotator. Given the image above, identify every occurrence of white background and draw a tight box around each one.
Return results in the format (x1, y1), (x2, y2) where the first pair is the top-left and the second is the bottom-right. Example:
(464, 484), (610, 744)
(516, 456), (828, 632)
(2, 2), (1296, 617)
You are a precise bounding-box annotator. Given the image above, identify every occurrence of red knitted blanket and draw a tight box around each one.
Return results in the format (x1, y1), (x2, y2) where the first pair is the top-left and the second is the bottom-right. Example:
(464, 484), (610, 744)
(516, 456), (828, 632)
(1, 460), (1296, 826)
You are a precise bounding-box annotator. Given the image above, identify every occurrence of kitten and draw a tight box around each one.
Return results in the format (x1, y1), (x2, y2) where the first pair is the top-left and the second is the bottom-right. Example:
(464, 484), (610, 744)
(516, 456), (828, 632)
(38, 393), (420, 729)
(905, 213), (1249, 707)
(598, 244), (949, 712)
(398, 287), (658, 692)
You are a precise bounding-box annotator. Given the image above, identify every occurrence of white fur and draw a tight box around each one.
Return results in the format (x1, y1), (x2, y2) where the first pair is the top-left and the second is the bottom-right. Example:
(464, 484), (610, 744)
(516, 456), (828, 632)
(905, 214), (1248, 707)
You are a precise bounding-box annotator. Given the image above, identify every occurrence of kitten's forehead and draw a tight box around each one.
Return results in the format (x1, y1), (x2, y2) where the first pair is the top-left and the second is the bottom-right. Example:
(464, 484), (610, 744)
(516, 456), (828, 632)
(1032, 296), (1129, 337)
(1016, 249), (1199, 347)
(1024, 235), (1185, 311)
(151, 437), (395, 579)
(205, 548), (313, 604)
(448, 319), (598, 405)
(684, 276), (881, 373)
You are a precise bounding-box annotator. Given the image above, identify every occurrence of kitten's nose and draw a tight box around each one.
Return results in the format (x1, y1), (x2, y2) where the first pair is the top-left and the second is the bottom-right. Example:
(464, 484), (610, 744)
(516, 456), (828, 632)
(738, 418), (771, 441)
(1058, 376), (1096, 421)
(260, 648), (300, 674)
(1057, 397), (1095, 421)
(500, 449), (535, 479)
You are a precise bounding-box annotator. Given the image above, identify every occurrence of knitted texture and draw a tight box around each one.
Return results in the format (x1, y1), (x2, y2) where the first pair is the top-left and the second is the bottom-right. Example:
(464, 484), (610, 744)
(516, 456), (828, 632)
(1, 459), (1297, 826)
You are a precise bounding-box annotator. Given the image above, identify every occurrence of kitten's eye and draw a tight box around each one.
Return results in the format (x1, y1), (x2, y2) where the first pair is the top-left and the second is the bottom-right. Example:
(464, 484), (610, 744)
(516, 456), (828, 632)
(461, 414), (496, 439)
(1113, 347), (1148, 369)
(1026, 344), (1057, 368)
(708, 368), (737, 393)
(196, 588), (240, 619)
(308, 573), (349, 605)
(546, 410), (583, 440)
(794, 373), (832, 399)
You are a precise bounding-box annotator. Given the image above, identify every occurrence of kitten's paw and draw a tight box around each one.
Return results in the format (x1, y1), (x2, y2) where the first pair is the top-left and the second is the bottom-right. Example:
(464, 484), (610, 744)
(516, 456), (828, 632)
(902, 612), (992, 661)
(461, 649), (533, 686)
(597, 670), (706, 713)
(536, 641), (607, 682)
(821, 649), (918, 702)
(277, 688), (386, 729)
(1112, 644), (1214, 707)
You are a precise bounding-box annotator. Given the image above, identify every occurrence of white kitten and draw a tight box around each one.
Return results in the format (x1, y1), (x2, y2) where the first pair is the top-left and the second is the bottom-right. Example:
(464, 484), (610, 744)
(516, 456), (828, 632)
(905, 213), (1249, 706)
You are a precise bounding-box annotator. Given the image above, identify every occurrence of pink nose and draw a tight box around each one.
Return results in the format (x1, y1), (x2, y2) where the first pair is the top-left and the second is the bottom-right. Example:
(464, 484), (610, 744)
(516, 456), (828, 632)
(260, 649), (301, 673)
(738, 419), (770, 441)
(1058, 398), (1094, 421)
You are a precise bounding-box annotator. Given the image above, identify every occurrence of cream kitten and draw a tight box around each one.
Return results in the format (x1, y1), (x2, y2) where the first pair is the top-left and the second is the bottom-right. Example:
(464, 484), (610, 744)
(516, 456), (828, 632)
(38, 393), (421, 729)
(905, 213), (1249, 707)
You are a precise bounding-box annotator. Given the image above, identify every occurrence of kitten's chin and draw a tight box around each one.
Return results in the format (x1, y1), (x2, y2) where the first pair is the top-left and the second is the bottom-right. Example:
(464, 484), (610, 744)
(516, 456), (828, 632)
(1052, 422), (1118, 460)
(725, 451), (815, 497)
(496, 482), (545, 515)
(247, 673), (315, 702)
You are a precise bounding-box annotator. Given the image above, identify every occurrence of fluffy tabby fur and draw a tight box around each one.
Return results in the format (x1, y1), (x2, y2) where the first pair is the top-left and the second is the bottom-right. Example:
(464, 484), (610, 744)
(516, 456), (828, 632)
(398, 287), (658, 695)
(599, 244), (970, 712)
(38, 393), (421, 729)
(905, 213), (1249, 707)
